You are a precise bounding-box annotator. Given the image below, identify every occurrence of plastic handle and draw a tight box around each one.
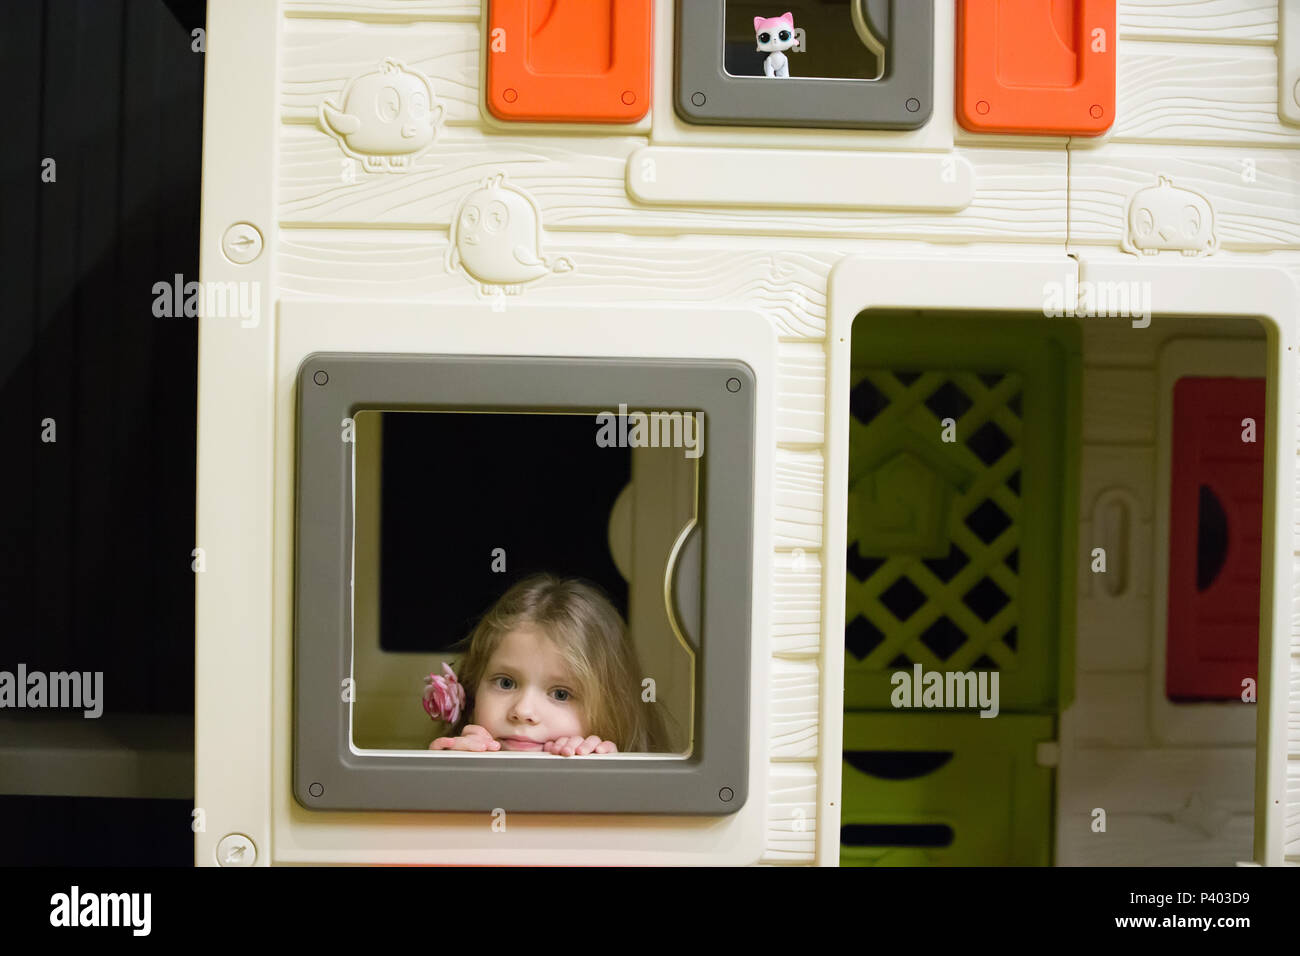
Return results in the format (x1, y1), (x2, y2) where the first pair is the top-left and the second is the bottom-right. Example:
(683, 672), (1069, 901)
(664, 519), (701, 655)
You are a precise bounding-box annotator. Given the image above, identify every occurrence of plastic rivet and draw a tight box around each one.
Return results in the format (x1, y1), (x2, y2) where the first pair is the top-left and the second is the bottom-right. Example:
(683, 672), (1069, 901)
(691, 91), (706, 107)
(503, 88), (518, 103)
(621, 90), (636, 106)
(719, 787), (735, 802)
(309, 782), (324, 797)
(216, 833), (257, 867)
(905, 97), (920, 113)
(221, 222), (263, 265)
(976, 100), (990, 115)
(313, 371), (328, 386)
(1090, 104), (1103, 119)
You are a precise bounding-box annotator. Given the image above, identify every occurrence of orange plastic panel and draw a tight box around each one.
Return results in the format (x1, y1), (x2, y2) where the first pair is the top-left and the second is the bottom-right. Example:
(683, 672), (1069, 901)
(956, 0), (1116, 136)
(486, 0), (653, 124)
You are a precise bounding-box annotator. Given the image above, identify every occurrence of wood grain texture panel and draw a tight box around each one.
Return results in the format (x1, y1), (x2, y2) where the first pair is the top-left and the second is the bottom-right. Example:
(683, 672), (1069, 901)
(1076, 594), (1155, 672)
(1118, 0), (1276, 43)
(762, 762), (818, 863)
(1059, 748), (1256, 814)
(1078, 311), (1266, 367)
(1289, 658), (1300, 753)
(277, 232), (833, 338)
(1082, 369), (1157, 443)
(774, 447), (825, 554)
(1058, 812), (1255, 865)
(1288, 762), (1300, 856)
(1067, 672), (1151, 747)
(1294, 562), (1300, 654)
(1112, 43), (1300, 146)
(771, 658), (819, 759)
(772, 549), (822, 657)
(1071, 147), (1300, 249)
(284, 0), (481, 20)
(282, 19), (479, 126)
(280, 131), (1069, 242)
(775, 342), (826, 447)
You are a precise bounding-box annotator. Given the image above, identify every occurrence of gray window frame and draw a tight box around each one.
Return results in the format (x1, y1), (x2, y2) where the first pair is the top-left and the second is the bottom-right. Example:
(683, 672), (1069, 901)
(675, 0), (934, 129)
(292, 353), (756, 814)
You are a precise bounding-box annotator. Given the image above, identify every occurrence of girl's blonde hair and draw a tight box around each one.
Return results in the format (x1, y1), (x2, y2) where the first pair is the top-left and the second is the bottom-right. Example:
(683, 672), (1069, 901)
(445, 574), (666, 753)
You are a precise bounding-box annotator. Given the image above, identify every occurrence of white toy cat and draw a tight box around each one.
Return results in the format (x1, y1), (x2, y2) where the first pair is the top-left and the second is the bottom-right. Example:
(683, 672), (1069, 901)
(755, 12), (799, 78)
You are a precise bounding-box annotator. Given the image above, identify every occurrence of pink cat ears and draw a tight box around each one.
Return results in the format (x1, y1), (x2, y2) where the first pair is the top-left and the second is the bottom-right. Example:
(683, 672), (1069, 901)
(422, 662), (467, 725)
(754, 12), (794, 31)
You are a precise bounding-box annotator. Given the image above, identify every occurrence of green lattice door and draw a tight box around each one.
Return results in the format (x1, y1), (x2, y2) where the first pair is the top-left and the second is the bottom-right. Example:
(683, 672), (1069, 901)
(841, 314), (1081, 865)
(845, 316), (1079, 711)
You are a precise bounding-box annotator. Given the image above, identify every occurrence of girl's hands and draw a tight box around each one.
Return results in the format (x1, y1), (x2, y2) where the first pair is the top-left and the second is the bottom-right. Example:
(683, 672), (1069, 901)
(429, 724), (502, 752)
(543, 735), (618, 756)
(429, 727), (617, 755)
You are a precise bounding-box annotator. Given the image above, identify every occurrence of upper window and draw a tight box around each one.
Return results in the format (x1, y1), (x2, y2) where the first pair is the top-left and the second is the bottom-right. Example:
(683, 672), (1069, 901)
(676, 0), (934, 129)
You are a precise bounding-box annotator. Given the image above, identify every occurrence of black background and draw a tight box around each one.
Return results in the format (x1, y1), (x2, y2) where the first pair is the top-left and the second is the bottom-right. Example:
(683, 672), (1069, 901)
(0, 0), (206, 865)
(379, 412), (630, 653)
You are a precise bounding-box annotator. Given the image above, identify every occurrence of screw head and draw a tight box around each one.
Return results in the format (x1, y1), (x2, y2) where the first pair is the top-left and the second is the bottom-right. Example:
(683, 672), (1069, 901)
(308, 782), (324, 797)
(691, 91), (706, 107)
(905, 97), (921, 113)
(976, 100), (990, 115)
(719, 787), (735, 802)
(312, 370), (329, 386)
(725, 377), (742, 393)
(221, 223), (263, 265)
(1089, 104), (1104, 119)
(621, 90), (636, 106)
(216, 833), (257, 867)
(503, 88), (518, 103)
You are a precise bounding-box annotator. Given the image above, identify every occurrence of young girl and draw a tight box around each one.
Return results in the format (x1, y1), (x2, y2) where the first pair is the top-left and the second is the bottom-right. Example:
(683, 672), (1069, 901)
(424, 574), (666, 756)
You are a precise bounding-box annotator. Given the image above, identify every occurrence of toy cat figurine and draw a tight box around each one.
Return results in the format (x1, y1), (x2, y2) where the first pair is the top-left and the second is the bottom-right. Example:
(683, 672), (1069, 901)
(755, 13), (799, 78)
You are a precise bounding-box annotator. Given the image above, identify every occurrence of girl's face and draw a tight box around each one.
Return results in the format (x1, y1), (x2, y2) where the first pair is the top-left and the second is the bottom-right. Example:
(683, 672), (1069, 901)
(472, 627), (587, 751)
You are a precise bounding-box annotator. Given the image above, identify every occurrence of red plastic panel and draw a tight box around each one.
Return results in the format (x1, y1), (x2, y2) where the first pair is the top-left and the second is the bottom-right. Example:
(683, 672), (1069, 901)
(1166, 377), (1264, 701)
(956, 0), (1116, 136)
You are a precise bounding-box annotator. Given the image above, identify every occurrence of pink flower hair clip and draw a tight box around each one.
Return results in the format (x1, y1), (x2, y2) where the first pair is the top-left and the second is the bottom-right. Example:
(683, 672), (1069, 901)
(422, 662), (466, 725)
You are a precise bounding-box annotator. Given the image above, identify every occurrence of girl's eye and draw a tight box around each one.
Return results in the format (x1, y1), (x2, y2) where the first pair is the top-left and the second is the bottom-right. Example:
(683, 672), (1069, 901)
(495, 676), (514, 690)
(551, 689), (571, 702)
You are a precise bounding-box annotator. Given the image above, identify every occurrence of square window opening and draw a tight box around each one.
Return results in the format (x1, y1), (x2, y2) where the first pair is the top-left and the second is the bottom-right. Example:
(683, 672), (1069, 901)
(293, 354), (755, 814)
(723, 1), (885, 81)
(351, 409), (697, 757)
(676, 0), (934, 130)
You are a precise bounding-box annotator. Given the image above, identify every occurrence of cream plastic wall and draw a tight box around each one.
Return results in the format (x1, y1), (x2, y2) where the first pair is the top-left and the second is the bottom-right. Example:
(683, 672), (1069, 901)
(195, 0), (1300, 865)
(1061, 3), (1300, 865)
